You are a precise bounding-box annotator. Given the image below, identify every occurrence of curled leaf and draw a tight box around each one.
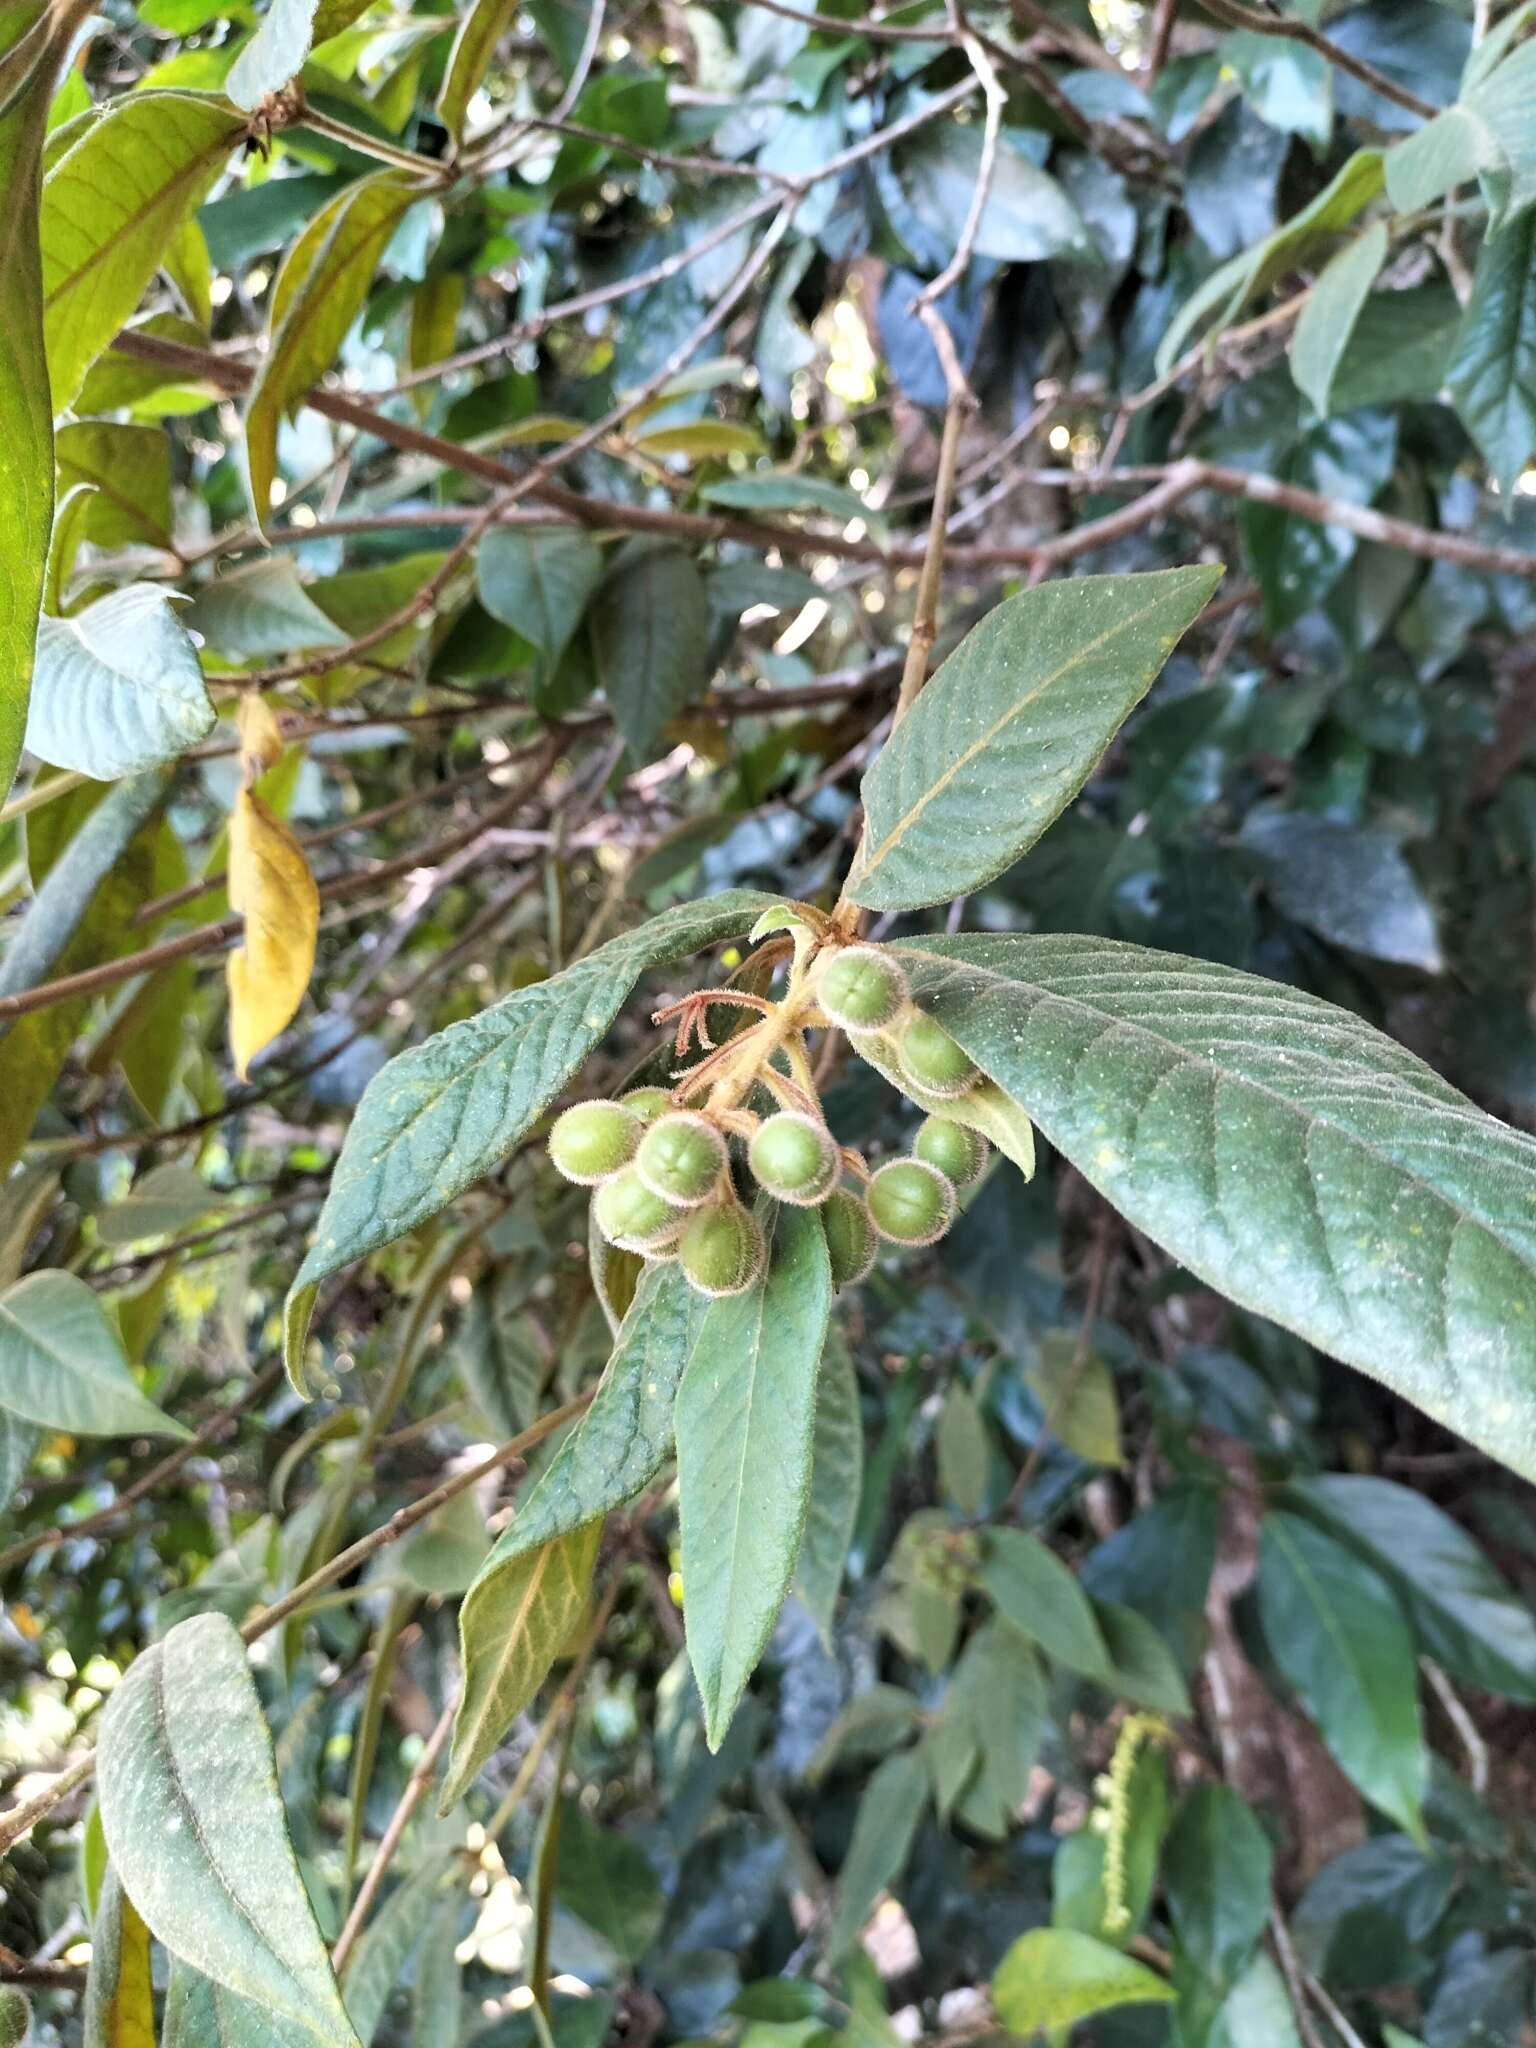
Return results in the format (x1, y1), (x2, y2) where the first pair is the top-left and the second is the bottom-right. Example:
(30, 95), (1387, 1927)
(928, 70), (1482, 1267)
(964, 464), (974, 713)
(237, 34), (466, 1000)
(226, 787), (318, 1078)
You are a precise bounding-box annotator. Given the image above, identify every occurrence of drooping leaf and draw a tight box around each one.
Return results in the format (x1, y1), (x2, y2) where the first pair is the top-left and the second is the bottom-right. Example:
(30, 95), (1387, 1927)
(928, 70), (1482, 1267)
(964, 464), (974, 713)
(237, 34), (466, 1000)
(553, 1800), (666, 1962)
(285, 891), (776, 1388)
(1290, 221), (1389, 417)
(54, 420), (174, 549)
(892, 933), (1536, 1483)
(591, 541), (711, 761)
(95, 1163), (217, 1247)
(227, 0), (319, 109)
(442, 1518), (601, 1810)
(97, 1612), (362, 2047)
(162, 1959), (323, 2048)
(476, 527), (604, 683)
(1445, 208), (1536, 498)
(246, 170), (423, 523)
(1239, 812), (1441, 970)
(823, 1747), (931, 1962)
(0, 1270), (187, 1438)
(795, 1319), (863, 1645)
(26, 585), (216, 780)
(676, 1203), (832, 1748)
(846, 568), (1223, 912)
(188, 557), (353, 660)
(935, 1381), (988, 1515)
(978, 1526), (1111, 1678)
(1163, 1784), (1273, 2029)
(888, 125), (1090, 267)
(437, 0), (516, 142)
(41, 91), (245, 410)
(1257, 1512), (1428, 1842)
(992, 1928), (1172, 2036)
(1025, 1330), (1123, 1467)
(226, 786), (320, 1078)
(82, 1868), (155, 2048)
(343, 1858), (453, 2043)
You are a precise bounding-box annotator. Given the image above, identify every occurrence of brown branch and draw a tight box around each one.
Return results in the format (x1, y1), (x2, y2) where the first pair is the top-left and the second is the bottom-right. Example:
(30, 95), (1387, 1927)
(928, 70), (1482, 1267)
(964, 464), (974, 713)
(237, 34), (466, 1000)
(1193, 0), (1436, 119)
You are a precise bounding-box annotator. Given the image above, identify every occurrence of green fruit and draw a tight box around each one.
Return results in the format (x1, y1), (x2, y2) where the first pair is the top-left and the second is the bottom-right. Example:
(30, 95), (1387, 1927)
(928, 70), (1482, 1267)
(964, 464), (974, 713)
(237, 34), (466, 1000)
(867, 1157), (955, 1246)
(548, 1099), (640, 1184)
(680, 1204), (765, 1297)
(898, 1011), (978, 1098)
(749, 1111), (838, 1204)
(823, 1188), (877, 1288)
(593, 1168), (683, 1251)
(818, 945), (909, 1033)
(914, 1115), (987, 1189)
(636, 1112), (727, 1206)
(0, 1988), (29, 2048)
(621, 1086), (673, 1124)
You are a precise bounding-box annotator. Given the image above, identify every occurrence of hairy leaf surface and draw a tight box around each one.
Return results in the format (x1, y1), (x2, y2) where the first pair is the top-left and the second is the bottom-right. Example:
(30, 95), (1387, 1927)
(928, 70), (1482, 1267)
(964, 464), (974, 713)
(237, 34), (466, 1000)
(27, 585), (214, 780)
(0, 1270), (187, 1438)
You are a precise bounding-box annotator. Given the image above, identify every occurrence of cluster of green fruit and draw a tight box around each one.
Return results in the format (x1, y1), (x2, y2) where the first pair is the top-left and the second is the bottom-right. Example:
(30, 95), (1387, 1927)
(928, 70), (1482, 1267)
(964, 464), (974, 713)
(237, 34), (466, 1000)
(546, 944), (990, 1300)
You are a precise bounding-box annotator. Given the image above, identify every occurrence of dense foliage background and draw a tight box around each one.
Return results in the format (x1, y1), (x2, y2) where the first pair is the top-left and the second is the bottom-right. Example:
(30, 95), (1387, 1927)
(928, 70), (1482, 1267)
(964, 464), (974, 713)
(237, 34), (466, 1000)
(7, 0), (1536, 2043)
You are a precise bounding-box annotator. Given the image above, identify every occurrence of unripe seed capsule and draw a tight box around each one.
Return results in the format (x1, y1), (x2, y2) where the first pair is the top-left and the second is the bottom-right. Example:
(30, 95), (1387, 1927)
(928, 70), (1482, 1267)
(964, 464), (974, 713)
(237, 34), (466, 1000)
(548, 1099), (640, 1184)
(0, 1988), (29, 2048)
(593, 1168), (683, 1251)
(898, 1011), (978, 1098)
(914, 1115), (988, 1189)
(749, 1111), (839, 1205)
(620, 1086), (673, 1124)
(818, 945), (909, 1033)
(636, 1111), (728, 1206)
(867, 1157), (956, 1246)
(680, 1204), (766, 1297)
(823, 1187), (878, 1288)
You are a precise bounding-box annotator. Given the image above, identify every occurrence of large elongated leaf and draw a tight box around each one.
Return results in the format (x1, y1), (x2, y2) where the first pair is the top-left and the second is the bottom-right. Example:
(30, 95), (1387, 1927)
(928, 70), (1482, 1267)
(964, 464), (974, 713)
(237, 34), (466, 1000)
(247, 171), (423, 524)
(795, 1319), (863, 1646)
(846, 568), (1222, 912)
(441, 1519), (601, 1810)
(97, 1613), (362, 2048)
(0, 1270), (187, 1438)
(1446, 208), (1536, 497)
(438, 0), (517, 144)
(892, 933), (1536, 1482)
(1257, 1513), (1427, 1841)
(41, 91), (245, 410)
(978, 1526), (1111, 1678)
(676, 1203), (832, 1749)
(591, 541), (710, 761)
(285, 890), (776, 1388)
(823, 1747), (930, 1962)
(1290, 221), (1388, 418)
(1163, 1785), (1272, 2029)
(26, 585), (215, 780)
(83, 1869), (155, 2048)
(163, 1961), (317, 2048)
(476, 527), (603, 677)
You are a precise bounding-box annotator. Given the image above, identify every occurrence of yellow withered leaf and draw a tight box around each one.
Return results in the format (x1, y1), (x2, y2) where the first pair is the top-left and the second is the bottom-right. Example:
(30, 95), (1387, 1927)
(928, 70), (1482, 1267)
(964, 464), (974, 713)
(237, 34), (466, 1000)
(236, 691), (285, 776)
(226, 788), (318, 1078)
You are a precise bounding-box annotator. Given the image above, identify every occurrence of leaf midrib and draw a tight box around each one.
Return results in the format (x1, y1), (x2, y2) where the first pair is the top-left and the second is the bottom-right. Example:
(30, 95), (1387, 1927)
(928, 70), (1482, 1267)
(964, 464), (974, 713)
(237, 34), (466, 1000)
(854, 588), (1184, 885)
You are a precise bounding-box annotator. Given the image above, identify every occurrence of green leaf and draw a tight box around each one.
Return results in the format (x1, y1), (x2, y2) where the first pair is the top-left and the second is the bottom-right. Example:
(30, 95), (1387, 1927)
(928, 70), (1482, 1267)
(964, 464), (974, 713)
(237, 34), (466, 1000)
(553, 1800), (666, 1961)
(83, 1867), (155, 2048)
(95, 1164), (217, 1247)
(97, 1612), (362, 2047)
(823, 1748), (930, 1962)
(0, 3), (67, 801)
(459, 1262), (701, 1648)
(1093, 1600), (1191, 1715)
(26, 586), (215, 779)
(0, 1409), (38, 1513)
(892, 932), (1536, 1483)
(676, 1203), (832, 1749)
(846, 568), (1223, 912)
(228, 0), (320, 109)
(247, 170), (422, 524)
(700, 472), (869, 519)
(1256, 1512), (1427, 1842)
(795, 1319), (862, 1646)
(1290, 221), (1388, 417)
(0, 1270), (187, 1437)
(932, 1620), (1045, 1839)
(343, 1858), (452, 2042)
(977, 1526), (1111, 1678)
(163, 1960), (320, 2048)
(187, 557), (353, 659)
(286, 891), (776, 1390)
(1384, 105), (1492, 213)
(476, 527), (604, 679)
(1279, 1474), (1536, 1702)
(1446, 208), (1536, 498)
(591, 541), (710, 761)
(42, 91), (245, 410)
(1025, 1331), (1122, 1467)
(441, 1519), (600, 1810)
(1163, 1784), (1272, 2000)
(992, 1928), (1172, 2036)
(1239, 812), (1441, 970)
(889, 126), (1090, 266)
(936, 1382), (988, 1515)
(55, 421), (173, 549)
(1208, 1956), (1304, 2048)
(1052, 1746), (1167, 1944)
(437, 0), (515, 142)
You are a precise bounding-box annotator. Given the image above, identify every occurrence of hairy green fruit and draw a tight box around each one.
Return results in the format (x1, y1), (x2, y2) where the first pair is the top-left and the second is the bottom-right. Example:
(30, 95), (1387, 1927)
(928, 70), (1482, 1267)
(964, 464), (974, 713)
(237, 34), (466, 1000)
(620, 1086), (674, 1124)
(867, 1157), (956, 1246)
(0, 1988), (28, 2048)
(679, 1203), (765, 1297)
(636, 1111), (728, 1205)
(823, 1187), (878, 1287)
(548, 1099), (641, 1184)
(749, 1111), (839, 1204)
(898, 1011), (978, 1098)
(818, 944), (909, 1033)
(914, 1115), (988, 1189)
(593, 1168), (683, 1251)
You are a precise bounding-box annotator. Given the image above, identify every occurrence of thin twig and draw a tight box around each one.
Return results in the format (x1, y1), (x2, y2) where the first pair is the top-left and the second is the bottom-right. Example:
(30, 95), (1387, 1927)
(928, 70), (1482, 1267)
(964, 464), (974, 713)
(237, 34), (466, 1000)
(331, 1697), (456, 1974)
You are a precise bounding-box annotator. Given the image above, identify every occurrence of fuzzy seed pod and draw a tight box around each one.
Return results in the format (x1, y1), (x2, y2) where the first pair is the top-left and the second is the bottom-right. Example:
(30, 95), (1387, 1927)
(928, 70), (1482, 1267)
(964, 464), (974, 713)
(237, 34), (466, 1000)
(593, 1168), (684, 1251)
(679, 1203), (766, 1297)
(548, 1099), (641, 1184)
(0, 1988), (29, 2048)
(818, 944), (909, 1033)
(867, 1157), (956, 1247)
(620, 1086), (674, 1124)
(823, 1187), (878, 1288)
(897, 1011), (979, 1098)
(913, 1115), (988, 1189)
(748, 1111), (839, 1205)
(636, 1111), (728, 1206)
